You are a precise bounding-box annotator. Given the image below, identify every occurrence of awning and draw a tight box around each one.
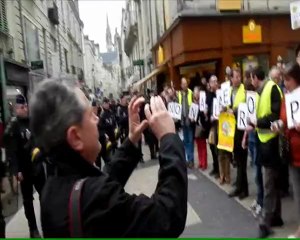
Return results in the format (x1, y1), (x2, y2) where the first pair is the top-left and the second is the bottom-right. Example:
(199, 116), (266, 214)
(133, 65), (166, 89)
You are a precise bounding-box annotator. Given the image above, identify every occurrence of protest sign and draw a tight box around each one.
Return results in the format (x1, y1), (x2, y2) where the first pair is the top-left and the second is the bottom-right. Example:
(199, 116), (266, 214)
(221, 81), (231, 107)
(216, 89), (223, 110)
(199, 91), (206, 111)
(168, 102), (182, 120)
(217, 112), (236, 152)
(188, 103), (199, 121)
(212, 98), (219, 119)
(237, 103), (248, 130)
(246, 91), (257, 123)
(285, 88), (300, 129)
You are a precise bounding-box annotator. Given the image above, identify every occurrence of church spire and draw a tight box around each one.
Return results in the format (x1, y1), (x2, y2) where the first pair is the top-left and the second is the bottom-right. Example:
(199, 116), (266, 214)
(106, 14), (113, 52)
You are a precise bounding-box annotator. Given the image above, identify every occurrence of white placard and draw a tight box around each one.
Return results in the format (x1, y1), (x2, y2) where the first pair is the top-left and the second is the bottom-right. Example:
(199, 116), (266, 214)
(246, 91), (257, 123)
(237, 103), (248, 130)
(199, 91), (206, 112)
(168, 102), (182, 120)
(212, 98), (219, 119)
(216, 89), (223, 110)
(221, 81), (231, 107)
(290, 1), (300, 30)
(189, 103), (199, 121)
(285, 88), (300, 129)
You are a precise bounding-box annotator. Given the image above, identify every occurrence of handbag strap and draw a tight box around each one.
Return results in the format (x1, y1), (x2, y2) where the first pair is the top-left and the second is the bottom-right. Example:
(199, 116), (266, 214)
(68, 178), (88, 238)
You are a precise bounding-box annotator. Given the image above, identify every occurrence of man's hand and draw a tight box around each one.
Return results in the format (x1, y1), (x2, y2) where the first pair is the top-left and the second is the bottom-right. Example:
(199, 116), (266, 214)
(227, 108), (233, 114)
(189, 118), (195, 123)
(145, 96), (176, 141)
(16, 172), (23, 182)
(241, 132), (248, 150)
(128, 96), (148, 145)
(245, 125), (254, 133)
(295, 122), (300, 133)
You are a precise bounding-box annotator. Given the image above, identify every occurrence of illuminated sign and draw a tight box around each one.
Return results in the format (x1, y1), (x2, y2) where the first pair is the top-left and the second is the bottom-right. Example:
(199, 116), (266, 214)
(157, 46), (164, 65)
(243, 20), (262, 44)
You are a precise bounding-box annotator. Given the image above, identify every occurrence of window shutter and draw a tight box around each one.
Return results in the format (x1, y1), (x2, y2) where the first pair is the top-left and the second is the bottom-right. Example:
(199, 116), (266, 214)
(0, 0), (8, 33)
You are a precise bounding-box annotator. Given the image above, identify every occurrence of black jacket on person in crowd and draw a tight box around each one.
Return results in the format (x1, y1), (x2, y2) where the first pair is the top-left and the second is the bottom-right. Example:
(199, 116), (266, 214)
(40, 134), (187, 237)
(3, 117), (33, 176)
(116, 105), (129, 131)
(99, 108), (117, 143)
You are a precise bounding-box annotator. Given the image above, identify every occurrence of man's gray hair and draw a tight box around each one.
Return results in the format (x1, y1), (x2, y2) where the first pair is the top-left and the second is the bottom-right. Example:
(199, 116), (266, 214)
(269, 66), (281, 81)
(30, 78), (86, 152)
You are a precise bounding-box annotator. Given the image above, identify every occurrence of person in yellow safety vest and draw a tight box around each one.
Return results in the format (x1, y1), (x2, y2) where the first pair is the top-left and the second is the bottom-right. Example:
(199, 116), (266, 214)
(177, 77), (194, 168)
(222, 67), (249, 200)
(246, 66), (283, 238)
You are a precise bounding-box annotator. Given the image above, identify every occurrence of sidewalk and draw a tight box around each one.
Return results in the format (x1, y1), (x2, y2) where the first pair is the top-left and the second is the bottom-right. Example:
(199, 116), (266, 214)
(200, 144), (298, 238)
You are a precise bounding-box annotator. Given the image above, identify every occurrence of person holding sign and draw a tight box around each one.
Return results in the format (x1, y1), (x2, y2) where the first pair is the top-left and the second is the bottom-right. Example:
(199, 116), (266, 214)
(191, 87), (209, 170)
(207, 76), (220, 178)
(178, 77), (194, 168)
(225, 68), (248, 200)
(247, 66), (283, 238)
(271, 63), (300, 238)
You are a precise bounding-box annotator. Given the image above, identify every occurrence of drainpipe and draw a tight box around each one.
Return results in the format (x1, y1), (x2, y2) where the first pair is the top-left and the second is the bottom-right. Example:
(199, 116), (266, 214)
(18, 0), (28, 63)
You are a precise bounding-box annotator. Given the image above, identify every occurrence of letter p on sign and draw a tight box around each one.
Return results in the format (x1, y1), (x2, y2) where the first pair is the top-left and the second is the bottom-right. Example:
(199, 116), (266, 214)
(285, 89), (300, 129)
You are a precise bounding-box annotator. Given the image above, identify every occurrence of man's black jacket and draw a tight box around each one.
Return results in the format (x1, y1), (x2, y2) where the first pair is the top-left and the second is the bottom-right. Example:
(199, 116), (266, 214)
(41, 133), (187, 237)
(99, 109), (116, 142)
(3, 117), (32, 176)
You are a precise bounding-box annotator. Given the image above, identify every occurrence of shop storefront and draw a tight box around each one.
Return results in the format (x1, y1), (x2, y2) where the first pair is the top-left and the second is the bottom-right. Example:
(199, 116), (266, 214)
(150, 13), (300, 89)
(3, 58), (30, 122)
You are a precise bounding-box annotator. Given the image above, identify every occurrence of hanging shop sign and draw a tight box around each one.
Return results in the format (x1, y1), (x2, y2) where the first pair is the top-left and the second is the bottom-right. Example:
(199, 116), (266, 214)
(157, 45), (164, 65)
(243, 20), (262, 44)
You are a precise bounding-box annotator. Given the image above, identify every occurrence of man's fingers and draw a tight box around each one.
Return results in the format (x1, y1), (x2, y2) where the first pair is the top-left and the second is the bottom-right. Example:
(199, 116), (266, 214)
(132, 97), (145, 113)
(128, 96), (137, 110)
(157, 96), (167, 111)
(138, 119), (149, 133)
(150, 97), (158, 113)
(144, 104), (152, 120)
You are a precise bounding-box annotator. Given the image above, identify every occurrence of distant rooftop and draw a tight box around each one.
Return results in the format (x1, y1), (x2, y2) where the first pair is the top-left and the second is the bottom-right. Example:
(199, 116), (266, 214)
(100, 51), (118, 64)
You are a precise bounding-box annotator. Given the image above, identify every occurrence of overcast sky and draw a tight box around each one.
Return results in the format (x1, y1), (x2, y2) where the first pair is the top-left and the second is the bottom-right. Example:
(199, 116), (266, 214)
(79, 0), (125, 53)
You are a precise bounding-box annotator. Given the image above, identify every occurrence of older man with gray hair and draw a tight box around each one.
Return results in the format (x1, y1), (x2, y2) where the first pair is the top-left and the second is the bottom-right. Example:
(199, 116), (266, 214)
(269, 66), (281, 84)
(29, 78), (187, 238)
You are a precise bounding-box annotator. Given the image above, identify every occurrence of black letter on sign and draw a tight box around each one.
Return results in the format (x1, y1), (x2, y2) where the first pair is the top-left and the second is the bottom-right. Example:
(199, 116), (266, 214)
(291, 101), (299, 120)
(240, 111), (246, 127)
(223, 89), (229, 105)
(247, 97), (255, 114)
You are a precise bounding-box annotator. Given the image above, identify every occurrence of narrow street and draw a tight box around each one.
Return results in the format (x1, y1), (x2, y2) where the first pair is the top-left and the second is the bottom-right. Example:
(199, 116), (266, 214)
(4, 141), (298, 238)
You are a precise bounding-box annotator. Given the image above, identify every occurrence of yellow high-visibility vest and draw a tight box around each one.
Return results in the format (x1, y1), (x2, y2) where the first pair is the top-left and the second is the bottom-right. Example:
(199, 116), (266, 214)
(231, 83), (246, 110)
(178, 89), (193, 106)
(257, 80), (283, 143)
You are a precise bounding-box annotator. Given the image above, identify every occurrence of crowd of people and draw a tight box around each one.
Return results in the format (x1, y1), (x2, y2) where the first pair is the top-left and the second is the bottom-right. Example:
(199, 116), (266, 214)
(0, 46), (299, 238)
(0, 77), (187, 238)
(157, 46), (300, 238)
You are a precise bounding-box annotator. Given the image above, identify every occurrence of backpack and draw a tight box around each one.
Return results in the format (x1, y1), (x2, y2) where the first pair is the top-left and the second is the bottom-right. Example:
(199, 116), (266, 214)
(32, 148), (56, 195)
